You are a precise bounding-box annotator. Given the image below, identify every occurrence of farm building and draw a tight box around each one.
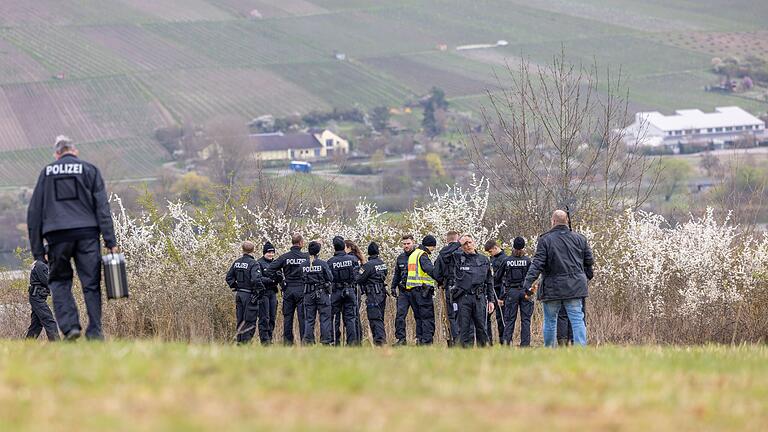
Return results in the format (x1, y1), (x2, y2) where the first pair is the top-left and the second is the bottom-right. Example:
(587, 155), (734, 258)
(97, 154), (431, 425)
(249, 129), (349, 161)
(622, 106), (766, 148)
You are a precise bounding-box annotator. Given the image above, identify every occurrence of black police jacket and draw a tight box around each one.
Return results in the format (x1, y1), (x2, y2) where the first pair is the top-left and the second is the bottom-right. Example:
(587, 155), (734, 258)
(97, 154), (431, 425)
(489, 250), (507, 295)
(258, 256), (283, 292)
(357, 256), (388, 294)
(267, 246), (309, 288)
(29, 259), (49, 288)
(327, 251), (359, 288)
(226, 254), (269, 293)
(27, 154), (116, 260)
(452, 251), (494, 301)
(499, 254), (531, 294)
(302, 256), (333, 288)
(522, 225), (594, 301)
(390, 248), (413, 291)
(433, 241), (461, 287)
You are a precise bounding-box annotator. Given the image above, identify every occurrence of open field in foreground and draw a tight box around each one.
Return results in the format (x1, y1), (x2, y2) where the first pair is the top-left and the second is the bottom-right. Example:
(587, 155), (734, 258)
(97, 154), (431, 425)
(0, 342), (765, 431)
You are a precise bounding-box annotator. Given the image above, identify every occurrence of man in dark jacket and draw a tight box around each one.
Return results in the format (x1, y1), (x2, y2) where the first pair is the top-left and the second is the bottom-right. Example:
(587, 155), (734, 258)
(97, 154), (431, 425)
(357, 242), (388, 345)
(497, 237), (533, 346)
(433, 231), (461, 346)
(392, 234), (416, 345)
(267, 233), (309, 345)
(328, 236), (360, 345)
(484, 239), (507, 345)
(522, 210), (594, 347)
(226, 241), (270, 345)
(26, 136), (117, 341)
(301, 241), (334, 345)
(453, 234), (495, 347)
(25, 246), (59, 341)
(257, 241), (281, 345)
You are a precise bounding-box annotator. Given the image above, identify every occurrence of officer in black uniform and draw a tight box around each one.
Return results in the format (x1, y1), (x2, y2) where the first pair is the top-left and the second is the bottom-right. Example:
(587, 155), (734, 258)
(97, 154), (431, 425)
(267, 233), (309, 345)
(328, 236), (360, 345)
(391, 234), (416, 346)
(357, 242), (388, 345)
(497, 237), (533, 346)
(226, 241), (270, 345)
(452, 234), (495, 348)
(484, 239), (507, 345)
(433, 231), (461, 346)
(25, 245), (60, 341)
(301, 241), (334, 345)
(26, 136), (117, 341)
(257, 241), (281, 345)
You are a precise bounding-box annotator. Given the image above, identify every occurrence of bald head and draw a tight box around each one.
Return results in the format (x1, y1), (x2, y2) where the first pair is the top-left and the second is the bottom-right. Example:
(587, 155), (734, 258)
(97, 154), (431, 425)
(552, 210), (568, 227)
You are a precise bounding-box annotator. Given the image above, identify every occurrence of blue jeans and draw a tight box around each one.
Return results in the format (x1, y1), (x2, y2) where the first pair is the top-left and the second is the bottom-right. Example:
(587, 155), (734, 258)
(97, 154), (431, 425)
(543, 299), (586, 347)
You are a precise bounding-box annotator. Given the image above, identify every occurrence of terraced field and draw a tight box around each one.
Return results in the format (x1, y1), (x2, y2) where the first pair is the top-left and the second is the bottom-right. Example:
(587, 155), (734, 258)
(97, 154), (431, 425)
(0, 0), (766, 187)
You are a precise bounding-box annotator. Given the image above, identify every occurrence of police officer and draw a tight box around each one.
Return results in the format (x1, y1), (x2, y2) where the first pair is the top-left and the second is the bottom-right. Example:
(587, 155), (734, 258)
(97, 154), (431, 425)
(257, 241), (282, 345)
(404, 235), (437, 345)
(27, 135), (117, 341)
(484, 240), (507, 345)
(522, 210), (594, 347)
(226, 241), (270, 345)
(497, 237), (533, 346)
(357, 242), (388, 345)
(301, 241), (334, 345)
(328, 236), (360, 345)
(452, 234), (495, 348)
(267, 233), (309, 345)
(391, 234), (416, 346)
(433, 231), (461, 346)
(25, 245), (60, 341)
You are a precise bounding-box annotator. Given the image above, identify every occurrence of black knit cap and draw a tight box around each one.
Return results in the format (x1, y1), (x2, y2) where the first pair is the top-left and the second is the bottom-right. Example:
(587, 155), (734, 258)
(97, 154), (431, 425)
(422, 235), (437, 247)
(263, 241), (275, 254)
(513, 237), (526, 250)
(308, 241), (321, 256)
(332, 236), (345, 252)
(367, 242), (379, 256)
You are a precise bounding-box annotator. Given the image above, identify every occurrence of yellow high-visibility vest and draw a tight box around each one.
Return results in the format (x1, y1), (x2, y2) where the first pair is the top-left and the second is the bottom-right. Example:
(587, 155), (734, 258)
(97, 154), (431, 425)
(406, 248), (435, 289)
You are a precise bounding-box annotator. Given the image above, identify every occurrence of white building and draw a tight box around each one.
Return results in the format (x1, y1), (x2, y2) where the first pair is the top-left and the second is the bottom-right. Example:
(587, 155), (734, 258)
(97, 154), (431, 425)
(622, 106), (765, 148)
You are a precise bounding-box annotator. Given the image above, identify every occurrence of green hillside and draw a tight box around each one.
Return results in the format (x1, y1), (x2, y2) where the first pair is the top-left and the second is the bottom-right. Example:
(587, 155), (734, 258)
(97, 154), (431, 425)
(0, 0), (767, 185)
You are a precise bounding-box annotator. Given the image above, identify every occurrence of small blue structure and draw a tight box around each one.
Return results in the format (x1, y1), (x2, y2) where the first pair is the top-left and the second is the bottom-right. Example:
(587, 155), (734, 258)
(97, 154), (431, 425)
(289, 160), (312, 173)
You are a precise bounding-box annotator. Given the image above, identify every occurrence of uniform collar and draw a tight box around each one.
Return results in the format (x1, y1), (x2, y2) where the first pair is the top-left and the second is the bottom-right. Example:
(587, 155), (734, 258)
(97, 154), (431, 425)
(334, 251), (346, 256)
(59, 153), (78, 160)
(290, 245), (302, 251)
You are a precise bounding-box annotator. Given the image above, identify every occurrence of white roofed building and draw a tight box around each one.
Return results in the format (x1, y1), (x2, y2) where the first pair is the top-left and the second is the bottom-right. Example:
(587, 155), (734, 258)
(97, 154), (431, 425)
(622, 106), (765, 149)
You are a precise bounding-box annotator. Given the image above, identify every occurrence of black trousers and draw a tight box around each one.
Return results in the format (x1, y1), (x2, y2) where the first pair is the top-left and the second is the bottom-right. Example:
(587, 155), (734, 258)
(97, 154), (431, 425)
(444, 288), (459, 344)
(557, 298), (586, 344)
(502, 289), (533, 346)
(458, 293), (488, 348)
(303, 290), (333, 344)
(48, 238), (102, 339)
(258, 290), (277, 344)
(395, 287), (434, 344)
(486, 297), (504, 345)
(235, 291), (259, 344)
(26, 289), (59, 341)
(282, 285), (305, 345)
(364, 291), (387, 345)
(331, 287), (360, 346)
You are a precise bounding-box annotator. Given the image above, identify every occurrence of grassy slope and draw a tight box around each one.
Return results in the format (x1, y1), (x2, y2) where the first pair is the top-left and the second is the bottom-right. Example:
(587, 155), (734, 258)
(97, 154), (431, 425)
(0, 341), (765, 431)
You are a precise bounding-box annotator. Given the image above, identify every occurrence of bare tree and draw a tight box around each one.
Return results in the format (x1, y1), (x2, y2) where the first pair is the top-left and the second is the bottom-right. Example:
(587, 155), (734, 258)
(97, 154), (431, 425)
(467, 49), (660, 233)
(205, 116), (252, 185)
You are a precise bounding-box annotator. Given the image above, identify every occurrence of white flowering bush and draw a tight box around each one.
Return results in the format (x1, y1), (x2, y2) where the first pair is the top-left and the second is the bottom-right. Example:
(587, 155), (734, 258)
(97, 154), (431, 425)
(18, 177), (756, 344)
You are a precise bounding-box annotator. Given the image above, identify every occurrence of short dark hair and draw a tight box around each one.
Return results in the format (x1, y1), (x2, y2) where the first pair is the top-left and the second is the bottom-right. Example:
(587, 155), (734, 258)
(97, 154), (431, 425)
(242, 241), (255, 253)
(401, 234), (414, 241)
(291, 233), (303, 246)
(484, 239), (497, 252)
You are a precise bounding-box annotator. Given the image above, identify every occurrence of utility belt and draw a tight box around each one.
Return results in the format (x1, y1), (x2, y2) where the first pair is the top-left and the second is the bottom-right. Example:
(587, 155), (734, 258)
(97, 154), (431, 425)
(453, 285), (485, 300)
(29, 284), (50, 296)
(363, 283), (385, 295)
(304, 282), (330, 295)
(504, 284), (524, 293)
(410, 285), (435, 298)
(333, 282), (354, 292)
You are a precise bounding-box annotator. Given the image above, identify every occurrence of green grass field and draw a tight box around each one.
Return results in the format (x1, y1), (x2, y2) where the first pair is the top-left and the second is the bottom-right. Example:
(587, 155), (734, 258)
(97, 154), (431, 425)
(0, 342), (765, 431)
